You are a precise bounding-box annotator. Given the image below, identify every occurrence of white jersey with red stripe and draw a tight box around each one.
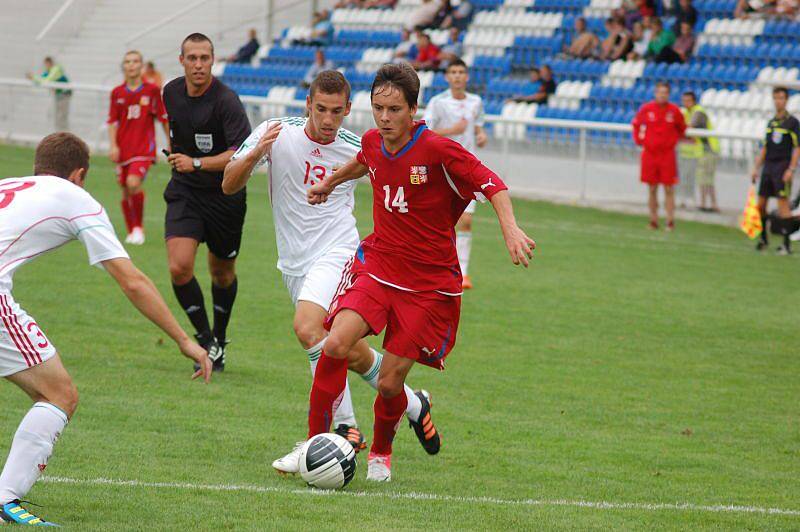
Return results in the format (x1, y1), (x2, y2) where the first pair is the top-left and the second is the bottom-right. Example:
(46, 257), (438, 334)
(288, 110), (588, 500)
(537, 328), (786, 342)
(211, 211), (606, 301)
(0, 175), (128, 293)
(0, 175), (129, 376)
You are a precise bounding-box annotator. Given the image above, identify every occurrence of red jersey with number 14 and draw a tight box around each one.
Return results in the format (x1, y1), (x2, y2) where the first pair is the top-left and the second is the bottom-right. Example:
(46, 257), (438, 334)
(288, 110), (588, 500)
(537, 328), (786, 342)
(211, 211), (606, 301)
(355, 122), (507, 296)
(107, 82), (167, 166)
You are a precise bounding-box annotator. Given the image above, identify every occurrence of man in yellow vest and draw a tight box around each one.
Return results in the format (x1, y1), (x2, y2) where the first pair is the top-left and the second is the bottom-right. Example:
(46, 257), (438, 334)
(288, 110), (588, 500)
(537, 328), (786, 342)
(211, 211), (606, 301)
(678, 91), (720, 212)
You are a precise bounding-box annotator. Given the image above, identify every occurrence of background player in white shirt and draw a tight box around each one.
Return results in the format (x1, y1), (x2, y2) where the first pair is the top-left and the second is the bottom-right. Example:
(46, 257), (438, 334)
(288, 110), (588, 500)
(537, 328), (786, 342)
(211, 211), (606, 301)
(0, 133), (210, 526)
(223, 71), (434, 471)
(423, 59), (488, 290)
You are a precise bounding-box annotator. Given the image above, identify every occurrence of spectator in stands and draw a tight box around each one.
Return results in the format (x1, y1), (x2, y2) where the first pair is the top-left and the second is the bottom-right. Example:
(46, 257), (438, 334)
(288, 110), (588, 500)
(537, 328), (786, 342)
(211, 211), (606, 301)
(410, 32), (441, 70)
(734, 0), (775, 18)
(364, 0), (398, 7)
(620, 0), (655, 28)
(394, 29), (419, 63)
(632, 81), (687, 230)
(298, 10), (334, 46)
(225, 29), (260, 64)
(646, 18), (676, 61)
(657, 21), (696, 63)
(27, 56), (71, 131)
(627, 19), (653, 59)
(441, 0), (474, 31)
(406, 0), (443, 30)
(599, 18), (633, 61)
(678, 91), (720, 212)
(672, 0), (698, 32)
(775, 0), (799, 17)
(432, 0), (453, 27)
(509, 65), (555, 104)
(566, 17), (600, 59)
(302, 50), (334, 88)
(143, 61), (163, 88)
(438, 28), (464, 68)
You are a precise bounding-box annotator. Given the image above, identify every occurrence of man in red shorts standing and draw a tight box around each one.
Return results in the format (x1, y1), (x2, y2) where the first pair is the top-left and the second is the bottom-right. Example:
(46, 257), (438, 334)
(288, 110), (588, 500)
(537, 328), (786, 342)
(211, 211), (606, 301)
(632, 81), (687, 231)
(107, 50), (169, 244)
(273, 63), (536, 482)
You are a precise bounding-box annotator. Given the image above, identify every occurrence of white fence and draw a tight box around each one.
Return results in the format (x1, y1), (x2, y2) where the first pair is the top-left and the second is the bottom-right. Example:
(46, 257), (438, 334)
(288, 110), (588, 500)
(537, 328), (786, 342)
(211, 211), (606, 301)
(0, 77), (768, 211)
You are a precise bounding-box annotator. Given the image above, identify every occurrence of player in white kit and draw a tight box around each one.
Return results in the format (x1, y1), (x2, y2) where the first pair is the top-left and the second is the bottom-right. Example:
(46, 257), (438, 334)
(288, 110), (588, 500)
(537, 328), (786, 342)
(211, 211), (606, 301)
(423, 59), (488, 290)
(0, 133), (211, 526)
(223, 71), (436, 473)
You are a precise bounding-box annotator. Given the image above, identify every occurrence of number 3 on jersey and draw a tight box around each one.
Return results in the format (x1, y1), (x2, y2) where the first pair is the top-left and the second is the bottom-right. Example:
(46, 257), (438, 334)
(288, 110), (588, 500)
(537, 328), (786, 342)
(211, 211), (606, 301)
(383, 185), (408, 213)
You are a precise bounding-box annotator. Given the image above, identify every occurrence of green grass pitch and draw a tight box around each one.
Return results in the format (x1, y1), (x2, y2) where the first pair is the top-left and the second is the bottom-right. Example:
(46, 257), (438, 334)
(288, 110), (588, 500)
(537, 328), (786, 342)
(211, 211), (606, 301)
(0, 143), (798, 530)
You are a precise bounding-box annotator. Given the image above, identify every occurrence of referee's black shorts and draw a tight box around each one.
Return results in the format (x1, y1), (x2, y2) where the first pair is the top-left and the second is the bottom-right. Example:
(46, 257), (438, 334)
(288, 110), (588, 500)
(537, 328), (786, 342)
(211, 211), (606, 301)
(759, 159), (792, 199)
(164, 179), (246, 260)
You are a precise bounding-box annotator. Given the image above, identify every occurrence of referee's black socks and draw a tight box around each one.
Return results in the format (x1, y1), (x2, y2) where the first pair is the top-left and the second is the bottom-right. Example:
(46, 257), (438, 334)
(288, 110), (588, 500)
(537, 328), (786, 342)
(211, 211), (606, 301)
(212, 276), (238, 346)
(172, 277), (212, 339)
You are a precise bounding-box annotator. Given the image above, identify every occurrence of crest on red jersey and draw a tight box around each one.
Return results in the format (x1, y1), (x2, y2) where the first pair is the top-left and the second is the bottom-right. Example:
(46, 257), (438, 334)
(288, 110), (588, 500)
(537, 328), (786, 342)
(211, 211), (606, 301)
(410, 165), (428, 185)
(140, 95), (150, 106)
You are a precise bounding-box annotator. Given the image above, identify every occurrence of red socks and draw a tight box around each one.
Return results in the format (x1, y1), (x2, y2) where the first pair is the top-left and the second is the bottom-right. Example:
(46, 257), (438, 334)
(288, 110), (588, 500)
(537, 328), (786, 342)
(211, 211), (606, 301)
(121, 192), (145, 233)
(120, 198), (134, 234)
(130, 191), (145, 230)
(308, 352), (348, 438)
(371, 391), (408, 455)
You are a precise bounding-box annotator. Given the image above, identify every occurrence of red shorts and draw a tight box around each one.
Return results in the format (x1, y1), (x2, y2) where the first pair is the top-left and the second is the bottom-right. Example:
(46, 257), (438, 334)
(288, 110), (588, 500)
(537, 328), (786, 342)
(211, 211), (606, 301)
(640, 149), (678, 186)
(324, 261), (461, 370)
(116, 160), (151, 187)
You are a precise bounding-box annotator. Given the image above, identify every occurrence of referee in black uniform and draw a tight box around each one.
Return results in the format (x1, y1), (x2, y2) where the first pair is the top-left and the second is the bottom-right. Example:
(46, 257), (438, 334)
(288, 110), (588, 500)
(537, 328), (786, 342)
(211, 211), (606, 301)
(751, 86), (800, 254)
(163, 33), (252, 370)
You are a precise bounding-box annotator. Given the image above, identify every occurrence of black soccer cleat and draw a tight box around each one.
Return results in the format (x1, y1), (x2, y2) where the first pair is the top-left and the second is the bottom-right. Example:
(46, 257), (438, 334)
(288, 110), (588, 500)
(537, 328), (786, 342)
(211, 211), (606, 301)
(193, 333), (225, 373)
(408, 389), (440, 455)
(335, 424), (367, 453)
(755, 240), (768, 251)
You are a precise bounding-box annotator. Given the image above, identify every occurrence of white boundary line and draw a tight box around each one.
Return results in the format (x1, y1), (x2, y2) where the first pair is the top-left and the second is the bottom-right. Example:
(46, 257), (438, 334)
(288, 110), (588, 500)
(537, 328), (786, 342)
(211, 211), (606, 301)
(41, 476), (800, 517)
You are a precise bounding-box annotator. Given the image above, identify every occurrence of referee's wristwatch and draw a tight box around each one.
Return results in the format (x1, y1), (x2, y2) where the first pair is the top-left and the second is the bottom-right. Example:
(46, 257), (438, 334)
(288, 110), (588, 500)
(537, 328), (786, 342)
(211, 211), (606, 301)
(192, 158), (202, 170)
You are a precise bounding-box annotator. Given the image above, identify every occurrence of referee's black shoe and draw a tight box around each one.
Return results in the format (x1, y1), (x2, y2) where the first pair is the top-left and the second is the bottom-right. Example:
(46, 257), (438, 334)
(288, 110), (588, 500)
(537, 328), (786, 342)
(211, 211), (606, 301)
(194, 332), (225, 372)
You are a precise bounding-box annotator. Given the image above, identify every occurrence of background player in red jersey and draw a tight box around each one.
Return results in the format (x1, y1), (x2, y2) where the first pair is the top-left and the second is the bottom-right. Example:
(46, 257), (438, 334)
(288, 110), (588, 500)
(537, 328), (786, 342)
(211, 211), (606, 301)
(632, 82), (687, 231)
(107, 50), (169, 245)
(274, 63), (535, 482)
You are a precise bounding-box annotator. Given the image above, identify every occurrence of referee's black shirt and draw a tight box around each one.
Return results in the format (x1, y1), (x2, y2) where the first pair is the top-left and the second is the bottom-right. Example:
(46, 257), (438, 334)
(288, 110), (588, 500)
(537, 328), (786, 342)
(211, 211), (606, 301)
(163, 76), (251, 189)
(764, 113), (800, 162)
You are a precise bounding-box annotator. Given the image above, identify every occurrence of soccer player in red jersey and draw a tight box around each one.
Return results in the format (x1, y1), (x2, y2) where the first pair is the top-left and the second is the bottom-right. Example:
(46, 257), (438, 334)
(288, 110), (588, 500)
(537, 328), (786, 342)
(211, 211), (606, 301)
(274, 63), (535, 482)
(632, 81), (687, 231)
(107, 50), (169, 244)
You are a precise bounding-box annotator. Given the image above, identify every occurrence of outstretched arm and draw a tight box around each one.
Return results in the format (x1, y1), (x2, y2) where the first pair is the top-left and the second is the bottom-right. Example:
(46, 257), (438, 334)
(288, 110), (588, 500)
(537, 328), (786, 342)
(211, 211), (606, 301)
(101, 257), (212, 382)
(307, 156), (368, 204)
(489, 190), (536, 267)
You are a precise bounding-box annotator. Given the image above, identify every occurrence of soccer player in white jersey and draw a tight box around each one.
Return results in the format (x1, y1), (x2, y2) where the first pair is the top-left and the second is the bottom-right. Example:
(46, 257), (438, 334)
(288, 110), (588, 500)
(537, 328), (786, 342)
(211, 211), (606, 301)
(223, 71), (438, 472)
(423, 59), (488, 290)
(0, 133), (211, 526)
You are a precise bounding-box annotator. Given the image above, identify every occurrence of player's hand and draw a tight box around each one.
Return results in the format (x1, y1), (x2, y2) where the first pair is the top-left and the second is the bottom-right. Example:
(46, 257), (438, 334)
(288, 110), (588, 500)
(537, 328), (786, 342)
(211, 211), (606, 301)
(476, 128), (488, 148)
(783, 169), (793, 183)
(751, 168), (759, 183)
(451, 119), (469, 135)
(250, 122), (282, 160)
(308, 181), (333, 205)
(167, 153), (194, 173)
(109, 145), (119, 163)
(178, 338), (212, 383)
(502, 224), (536, 268)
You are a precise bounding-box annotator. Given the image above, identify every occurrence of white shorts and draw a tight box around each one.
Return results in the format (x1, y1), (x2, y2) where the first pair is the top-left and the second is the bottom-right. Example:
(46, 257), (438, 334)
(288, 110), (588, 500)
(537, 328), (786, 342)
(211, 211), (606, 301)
(464, 200), (477, 214)
(281, 245), (357, 311)
(0, 293), (56, 377)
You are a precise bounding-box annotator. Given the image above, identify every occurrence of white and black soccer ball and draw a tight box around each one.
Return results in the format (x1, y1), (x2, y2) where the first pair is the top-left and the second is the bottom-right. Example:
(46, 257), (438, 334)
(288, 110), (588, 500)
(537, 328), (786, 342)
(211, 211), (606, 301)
(299, 433), (357, 489)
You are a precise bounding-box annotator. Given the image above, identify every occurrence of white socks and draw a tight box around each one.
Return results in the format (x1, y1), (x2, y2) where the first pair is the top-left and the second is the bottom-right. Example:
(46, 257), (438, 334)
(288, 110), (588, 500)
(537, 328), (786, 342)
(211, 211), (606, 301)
(0, 402), (68, 504)
(360, 349), (423, 422)
(305, 340), (357, 428)
(456, 231), (472, 276)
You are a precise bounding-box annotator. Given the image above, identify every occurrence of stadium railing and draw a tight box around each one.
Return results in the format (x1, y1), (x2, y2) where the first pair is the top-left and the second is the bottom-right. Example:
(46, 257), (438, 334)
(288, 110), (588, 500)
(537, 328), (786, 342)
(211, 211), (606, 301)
(0, 77), (764, 205)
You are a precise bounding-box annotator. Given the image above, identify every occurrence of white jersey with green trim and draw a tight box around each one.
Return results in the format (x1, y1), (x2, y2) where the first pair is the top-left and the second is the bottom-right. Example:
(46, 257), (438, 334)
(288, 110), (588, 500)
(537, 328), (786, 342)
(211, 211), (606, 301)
(232, 117), (362, 276)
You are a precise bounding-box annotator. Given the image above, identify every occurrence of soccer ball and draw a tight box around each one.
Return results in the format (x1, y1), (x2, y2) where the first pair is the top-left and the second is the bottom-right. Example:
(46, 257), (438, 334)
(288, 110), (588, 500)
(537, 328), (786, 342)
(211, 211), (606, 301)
(299, 433), (357, 489)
